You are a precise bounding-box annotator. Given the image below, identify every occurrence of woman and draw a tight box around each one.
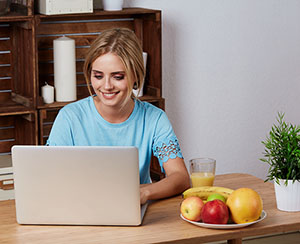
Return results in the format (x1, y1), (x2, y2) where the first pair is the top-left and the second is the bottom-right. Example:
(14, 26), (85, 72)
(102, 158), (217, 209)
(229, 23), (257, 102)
(47, 28), (190, 204)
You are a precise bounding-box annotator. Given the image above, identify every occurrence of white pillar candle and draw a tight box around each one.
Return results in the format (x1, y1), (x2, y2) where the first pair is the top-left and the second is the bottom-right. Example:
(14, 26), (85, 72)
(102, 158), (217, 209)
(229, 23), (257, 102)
(41, 83), (54, 104)
(53, 36), (77, 102)
(133, 52), (147, 97)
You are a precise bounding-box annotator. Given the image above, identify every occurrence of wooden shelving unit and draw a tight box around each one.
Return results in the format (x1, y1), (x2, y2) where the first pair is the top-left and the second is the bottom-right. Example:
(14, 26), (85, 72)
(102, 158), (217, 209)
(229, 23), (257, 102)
(0, 3), (164, 182)
(0, 1), (37, 163)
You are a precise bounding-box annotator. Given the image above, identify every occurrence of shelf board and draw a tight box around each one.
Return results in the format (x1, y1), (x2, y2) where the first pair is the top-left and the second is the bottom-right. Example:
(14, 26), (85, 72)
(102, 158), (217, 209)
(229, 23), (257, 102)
(139, 95), (164, 103)
(0, 100), (34, 116)
(37, 101), (71, 110)
(36, 8), (160, 20)
(93, 8), (160, 15)
(0, 12), (31, 22)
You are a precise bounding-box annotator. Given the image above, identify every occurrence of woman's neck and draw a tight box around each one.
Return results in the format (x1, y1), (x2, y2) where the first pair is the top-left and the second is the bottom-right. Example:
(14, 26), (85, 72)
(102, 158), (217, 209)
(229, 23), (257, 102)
(93, 97), (135, 124)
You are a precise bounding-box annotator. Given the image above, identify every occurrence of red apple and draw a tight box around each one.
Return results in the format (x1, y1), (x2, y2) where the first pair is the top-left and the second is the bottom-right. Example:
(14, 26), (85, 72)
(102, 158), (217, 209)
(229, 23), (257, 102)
(201, 199), (229, 224)
(180, 196), (204, 222)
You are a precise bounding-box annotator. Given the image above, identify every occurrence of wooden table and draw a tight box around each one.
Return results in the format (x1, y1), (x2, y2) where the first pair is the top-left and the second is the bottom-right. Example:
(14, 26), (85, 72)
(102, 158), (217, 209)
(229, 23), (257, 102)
(0, 173), (300, 244)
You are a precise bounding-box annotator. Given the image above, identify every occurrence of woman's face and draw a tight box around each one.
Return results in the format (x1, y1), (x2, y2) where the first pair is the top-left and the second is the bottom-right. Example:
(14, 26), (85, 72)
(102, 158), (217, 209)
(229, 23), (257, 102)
(91, 53), (131, 109)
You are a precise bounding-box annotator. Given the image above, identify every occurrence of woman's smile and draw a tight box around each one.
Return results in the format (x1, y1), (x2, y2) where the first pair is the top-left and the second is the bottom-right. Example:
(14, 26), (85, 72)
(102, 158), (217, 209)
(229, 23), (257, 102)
(101, 91), (120, 99)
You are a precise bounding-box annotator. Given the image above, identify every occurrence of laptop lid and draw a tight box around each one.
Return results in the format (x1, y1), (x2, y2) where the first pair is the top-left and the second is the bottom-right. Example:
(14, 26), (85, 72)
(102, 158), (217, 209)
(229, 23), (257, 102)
(12, 145), (144, 226)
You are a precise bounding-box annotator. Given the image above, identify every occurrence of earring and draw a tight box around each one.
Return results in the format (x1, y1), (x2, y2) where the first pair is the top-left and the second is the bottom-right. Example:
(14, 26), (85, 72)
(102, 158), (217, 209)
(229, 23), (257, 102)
(133, 82), (138, 89)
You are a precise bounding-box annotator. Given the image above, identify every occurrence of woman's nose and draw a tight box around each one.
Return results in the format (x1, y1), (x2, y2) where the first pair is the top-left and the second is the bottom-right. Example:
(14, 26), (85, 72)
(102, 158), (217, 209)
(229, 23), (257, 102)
(104, 77), (113, 89)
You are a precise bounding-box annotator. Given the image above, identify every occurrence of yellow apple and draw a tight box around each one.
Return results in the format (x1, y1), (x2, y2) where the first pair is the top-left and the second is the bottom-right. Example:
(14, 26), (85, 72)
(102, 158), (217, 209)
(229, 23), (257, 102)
(180, 196), (204, 222)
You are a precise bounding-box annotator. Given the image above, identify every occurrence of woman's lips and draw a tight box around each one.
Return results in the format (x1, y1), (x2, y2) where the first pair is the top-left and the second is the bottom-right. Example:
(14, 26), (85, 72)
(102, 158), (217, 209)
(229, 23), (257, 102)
(101, 91), (119, 99)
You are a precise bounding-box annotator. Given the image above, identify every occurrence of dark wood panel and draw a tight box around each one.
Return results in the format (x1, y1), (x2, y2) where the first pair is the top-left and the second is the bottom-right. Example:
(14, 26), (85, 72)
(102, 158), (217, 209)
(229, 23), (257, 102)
(0, 26), (10, 38)
(12, 112), (38, 145)
(39, 109), (57, 144)
(42, 123), (52, 138)
(76, 74), (86, 85)
(36, 20), (134, 35)
(142, 13), (162, 95)
(0, 140), (15, 154)
(0, 127), (14, 140)
(0, 39), (11, 51)
(77, 86), (90, 99)
(0, 116), (14, 127)
(0, 78), (11, 90)
(0, 65), (11, 77)
(0, 92), (10, 103)
(41, 109), (59, 123)
(10, 24), (35, 106)
(0, 53), (11, 65)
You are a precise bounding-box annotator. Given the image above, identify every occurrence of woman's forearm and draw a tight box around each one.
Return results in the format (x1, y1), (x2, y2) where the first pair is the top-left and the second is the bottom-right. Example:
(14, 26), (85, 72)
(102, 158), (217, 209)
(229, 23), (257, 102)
(140, 170), (190, 204)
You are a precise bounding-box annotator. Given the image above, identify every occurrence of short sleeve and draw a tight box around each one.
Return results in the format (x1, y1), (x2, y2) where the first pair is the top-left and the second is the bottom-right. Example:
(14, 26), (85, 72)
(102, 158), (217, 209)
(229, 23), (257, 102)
(46, 108), (74, 146)
(152, 112), (183, 171)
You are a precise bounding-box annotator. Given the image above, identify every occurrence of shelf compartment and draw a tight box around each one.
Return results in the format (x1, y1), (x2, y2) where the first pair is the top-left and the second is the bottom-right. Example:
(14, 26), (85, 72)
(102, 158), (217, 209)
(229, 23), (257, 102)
(0, 111), (38, 156)
(0, 0), (34, 21)
(0, 19), (36, 115)
(38, 108), (58, 145)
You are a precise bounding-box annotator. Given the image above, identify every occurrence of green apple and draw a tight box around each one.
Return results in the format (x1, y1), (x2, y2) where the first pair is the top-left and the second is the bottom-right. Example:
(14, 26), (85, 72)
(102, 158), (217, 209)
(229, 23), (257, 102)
(207, 193), (226, 203)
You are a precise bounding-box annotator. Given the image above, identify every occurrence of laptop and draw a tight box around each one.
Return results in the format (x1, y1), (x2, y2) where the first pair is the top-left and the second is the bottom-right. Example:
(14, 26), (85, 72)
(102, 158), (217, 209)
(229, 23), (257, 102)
(11, 145), (148, 226)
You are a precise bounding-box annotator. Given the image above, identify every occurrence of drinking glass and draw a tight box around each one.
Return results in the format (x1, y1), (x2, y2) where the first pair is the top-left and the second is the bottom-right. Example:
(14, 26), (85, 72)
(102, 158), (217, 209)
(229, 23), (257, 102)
(189, 158), (216, 187)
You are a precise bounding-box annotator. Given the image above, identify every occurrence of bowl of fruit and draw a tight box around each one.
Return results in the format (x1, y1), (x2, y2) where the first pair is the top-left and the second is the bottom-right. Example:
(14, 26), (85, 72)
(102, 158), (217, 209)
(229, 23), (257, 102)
(180, 186), (266, 229)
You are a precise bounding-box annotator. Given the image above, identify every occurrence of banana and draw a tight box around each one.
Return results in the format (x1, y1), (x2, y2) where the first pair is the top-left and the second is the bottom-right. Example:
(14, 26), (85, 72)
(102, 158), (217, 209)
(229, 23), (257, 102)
(182, 186), (234, 201)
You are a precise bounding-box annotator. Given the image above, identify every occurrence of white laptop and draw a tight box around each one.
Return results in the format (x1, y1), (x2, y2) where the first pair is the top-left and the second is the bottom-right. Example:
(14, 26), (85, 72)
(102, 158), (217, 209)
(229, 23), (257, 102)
(11, 145), (148, 226)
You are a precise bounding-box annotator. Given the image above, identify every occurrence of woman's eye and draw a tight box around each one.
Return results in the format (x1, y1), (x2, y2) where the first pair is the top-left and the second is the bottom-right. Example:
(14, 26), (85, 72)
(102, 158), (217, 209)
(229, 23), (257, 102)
(94, 75), (103, 80)
(114, 75), (124, 81)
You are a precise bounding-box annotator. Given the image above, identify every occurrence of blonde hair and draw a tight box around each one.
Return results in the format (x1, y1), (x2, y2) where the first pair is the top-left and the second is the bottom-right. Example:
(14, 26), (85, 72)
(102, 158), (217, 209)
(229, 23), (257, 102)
(83, 28), (145, 99)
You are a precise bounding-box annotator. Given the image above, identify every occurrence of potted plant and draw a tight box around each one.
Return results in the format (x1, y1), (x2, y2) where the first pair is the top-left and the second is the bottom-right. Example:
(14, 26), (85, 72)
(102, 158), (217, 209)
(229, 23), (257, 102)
(260, 112), (300, 212)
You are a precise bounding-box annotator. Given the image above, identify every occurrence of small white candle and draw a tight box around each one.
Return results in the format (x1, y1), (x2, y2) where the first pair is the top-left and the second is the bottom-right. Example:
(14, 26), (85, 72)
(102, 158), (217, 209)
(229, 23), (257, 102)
(133, 52), (147, 97)
(53, 36), (77, 102)
(42, 83), (54, 104)
(103, 0), (124, 11)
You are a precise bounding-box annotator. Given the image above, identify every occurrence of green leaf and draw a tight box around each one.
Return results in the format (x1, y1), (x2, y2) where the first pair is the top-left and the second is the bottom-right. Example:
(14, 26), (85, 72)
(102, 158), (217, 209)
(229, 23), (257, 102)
(260, 112), (300, 182)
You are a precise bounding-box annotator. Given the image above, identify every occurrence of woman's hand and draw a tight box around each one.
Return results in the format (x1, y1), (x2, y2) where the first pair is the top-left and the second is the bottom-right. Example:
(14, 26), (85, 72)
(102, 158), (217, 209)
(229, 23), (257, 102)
(140, 184), (150, 205)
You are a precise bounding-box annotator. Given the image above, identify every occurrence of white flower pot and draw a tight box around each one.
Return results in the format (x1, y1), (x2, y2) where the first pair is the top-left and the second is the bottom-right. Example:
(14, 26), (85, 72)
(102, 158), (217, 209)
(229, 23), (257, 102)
(274, 179), (300, 212)
(102, 0), (123, 11)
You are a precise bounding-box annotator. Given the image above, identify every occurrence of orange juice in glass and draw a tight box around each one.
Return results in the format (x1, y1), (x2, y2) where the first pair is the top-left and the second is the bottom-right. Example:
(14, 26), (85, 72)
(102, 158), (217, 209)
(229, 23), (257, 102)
(189, 158), (216, 187)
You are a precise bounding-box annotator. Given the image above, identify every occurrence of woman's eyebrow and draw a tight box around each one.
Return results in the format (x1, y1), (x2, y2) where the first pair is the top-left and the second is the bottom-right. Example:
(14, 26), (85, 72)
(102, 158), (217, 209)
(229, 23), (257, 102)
(92, 70), (125, 74)
(92, 70), (102, 73)
(111, 71), (125, 75)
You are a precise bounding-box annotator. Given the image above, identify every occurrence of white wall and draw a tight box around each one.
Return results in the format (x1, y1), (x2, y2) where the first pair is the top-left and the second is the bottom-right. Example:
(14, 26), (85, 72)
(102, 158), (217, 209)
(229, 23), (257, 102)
(124, 0), (300, 180)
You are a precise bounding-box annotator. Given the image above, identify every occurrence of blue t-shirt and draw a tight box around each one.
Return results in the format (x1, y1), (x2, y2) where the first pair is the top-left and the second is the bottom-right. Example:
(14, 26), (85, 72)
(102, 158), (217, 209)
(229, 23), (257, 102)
(47, 96), (183, 184)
